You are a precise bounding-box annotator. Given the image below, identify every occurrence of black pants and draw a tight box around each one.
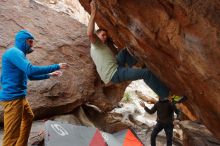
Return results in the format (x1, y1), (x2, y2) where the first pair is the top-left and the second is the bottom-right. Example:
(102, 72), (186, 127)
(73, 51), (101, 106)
(151, 122), (174, 146)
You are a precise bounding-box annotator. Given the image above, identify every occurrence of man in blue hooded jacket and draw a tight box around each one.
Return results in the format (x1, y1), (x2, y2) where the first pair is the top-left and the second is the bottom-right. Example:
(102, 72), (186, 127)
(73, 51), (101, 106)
(0, 30), (68, 146)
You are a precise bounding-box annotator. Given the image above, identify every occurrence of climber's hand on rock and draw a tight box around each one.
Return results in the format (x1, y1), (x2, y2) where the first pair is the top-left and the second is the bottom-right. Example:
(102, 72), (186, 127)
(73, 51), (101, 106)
(90, 0), (97, 15)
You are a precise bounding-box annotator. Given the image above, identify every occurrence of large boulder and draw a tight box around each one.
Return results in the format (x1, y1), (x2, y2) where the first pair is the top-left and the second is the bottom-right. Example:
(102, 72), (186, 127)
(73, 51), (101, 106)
(34, 0), (90, 25)
(180, 121), (220, 146)
(0, 0), (127, 122)
(79, 0), (220, 139)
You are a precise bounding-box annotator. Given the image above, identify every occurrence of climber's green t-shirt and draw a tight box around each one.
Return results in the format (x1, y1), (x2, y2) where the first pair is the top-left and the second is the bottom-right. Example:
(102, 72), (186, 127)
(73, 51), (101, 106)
(90, 39), (118, 84)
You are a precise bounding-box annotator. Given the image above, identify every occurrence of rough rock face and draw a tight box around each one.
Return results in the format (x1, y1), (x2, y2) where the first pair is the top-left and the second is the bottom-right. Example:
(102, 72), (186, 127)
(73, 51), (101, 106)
(79, 0), (220, 139)
(0, 0), (127, 122)
(180, 121), (220, 146)
(34, 0), (90, 25)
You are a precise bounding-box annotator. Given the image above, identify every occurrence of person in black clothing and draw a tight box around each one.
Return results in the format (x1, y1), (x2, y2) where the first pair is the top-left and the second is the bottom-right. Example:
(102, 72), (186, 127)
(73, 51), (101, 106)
(140, 98), (180, 146)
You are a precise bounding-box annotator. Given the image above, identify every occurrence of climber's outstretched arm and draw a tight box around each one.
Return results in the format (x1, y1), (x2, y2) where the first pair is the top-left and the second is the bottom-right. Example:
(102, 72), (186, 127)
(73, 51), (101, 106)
(87, 0), (98, 43)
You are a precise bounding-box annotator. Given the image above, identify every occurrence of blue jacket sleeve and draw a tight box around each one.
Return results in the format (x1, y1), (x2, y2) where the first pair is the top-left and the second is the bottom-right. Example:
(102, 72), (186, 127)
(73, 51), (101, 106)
(9, 49), (60, 76)
(28, 74), (50, 80)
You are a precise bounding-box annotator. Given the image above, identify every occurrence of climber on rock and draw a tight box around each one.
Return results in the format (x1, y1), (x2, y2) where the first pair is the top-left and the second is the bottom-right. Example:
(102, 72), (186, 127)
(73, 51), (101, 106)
(0, 30), (69, 146)
(87, 0), (187, 103)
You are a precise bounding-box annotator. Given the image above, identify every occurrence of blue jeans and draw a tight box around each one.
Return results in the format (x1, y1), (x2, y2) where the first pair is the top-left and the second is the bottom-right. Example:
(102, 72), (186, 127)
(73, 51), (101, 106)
(111, 49), (169, 98)
(151, 122), (174, 146)
(116, 49), (137, 67)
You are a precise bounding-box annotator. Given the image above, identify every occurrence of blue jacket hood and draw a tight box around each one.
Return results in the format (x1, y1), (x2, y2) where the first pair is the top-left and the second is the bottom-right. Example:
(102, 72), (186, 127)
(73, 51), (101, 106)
(15, 30), (34, 54)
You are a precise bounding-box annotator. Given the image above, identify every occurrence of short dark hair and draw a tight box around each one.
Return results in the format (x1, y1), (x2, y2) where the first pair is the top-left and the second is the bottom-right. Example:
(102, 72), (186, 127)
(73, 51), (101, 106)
(96, 28), (107, 34)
